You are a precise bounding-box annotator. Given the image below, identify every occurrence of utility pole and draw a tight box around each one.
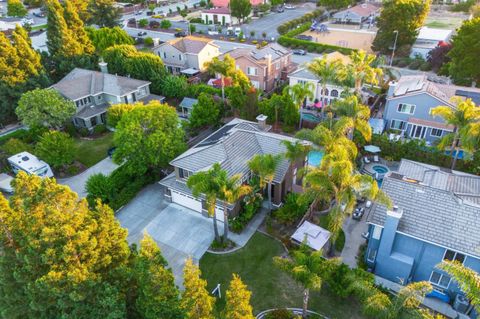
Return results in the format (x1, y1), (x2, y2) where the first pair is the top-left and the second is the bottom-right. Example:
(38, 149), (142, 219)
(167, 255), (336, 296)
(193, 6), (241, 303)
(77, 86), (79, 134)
(390, 30), (399, 67)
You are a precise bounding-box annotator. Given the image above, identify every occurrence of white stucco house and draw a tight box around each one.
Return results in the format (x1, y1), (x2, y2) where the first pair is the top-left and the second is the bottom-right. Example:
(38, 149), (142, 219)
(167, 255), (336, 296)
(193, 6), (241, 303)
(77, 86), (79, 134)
(201, 7), (238, 26)
(410, 27), (453, 60)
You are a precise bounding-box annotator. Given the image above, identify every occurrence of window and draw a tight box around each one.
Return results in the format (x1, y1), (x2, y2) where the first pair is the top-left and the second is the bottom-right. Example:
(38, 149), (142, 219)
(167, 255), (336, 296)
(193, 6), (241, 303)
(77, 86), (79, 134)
(390, 119), (406, 130)
(431, 128), (443, 137)
(322, 88), (329, 96)
(397, 103), (416, 114)
(275, 62), (280, 70)
(247, 67), (257, 76)
(429, 270), (451, 288)
(90, 116), (97, 127)
(163, 52), (167, 59)
(97, 95), (102, 101)
(179, 168), (192, 179)
(367, 249), (377, 262)
(179, 54), (182, 61)
(298, 80), (307, 85)
(330, 89), (339, 97)
(443, 249), (465, 264)
(372, 225), (382, 240)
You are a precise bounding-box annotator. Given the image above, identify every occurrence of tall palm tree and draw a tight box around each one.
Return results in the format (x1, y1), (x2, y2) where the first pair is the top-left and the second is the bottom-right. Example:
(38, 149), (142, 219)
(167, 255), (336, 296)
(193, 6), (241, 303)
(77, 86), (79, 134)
(347, 50), (383, 94)
(273, 243), (340, 318)
(247, 154), (282, 212)
(187, 163), (225, 242)
(281, 140), (312, 186)
(307, 57), (344, 116)
(284, 82), (314, 129)
(331, 94), (372, 141)
(438, 261), (480, 313)
(204, 54), (236, 105)
(430, 98), (480, 169)
(219, 174), (251, 243)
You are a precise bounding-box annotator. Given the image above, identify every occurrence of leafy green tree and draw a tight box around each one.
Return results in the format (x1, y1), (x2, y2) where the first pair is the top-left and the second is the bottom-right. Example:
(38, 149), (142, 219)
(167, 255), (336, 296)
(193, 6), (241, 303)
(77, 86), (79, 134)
(438, 261), (480, 313)
(0, 172), (131, 318)
(430, 98), (480, 169)
(107, 102), (141, 128)
(133, 234), (184, 319)
(230, 0), (251, 23)
(161, 19), (172, 29)
(189, 93), (221, 130)
(331, 95), (371, 141)
(35, 130), (75, 168)
(181, 258), (215, 319)
(86, 26), (134, 53)
(346, 50), (382, 93)
(274, 244), (340, 318)
(138, 18), (149, 27)
(113, 101), (186, 174)
(88, 0), (122, 27)
(446, 17), (480, 86)
(16, 88), (76, 129)
(248, 154), (282, 211)
(1, 138), (32, 155)
(7, 0), (27, 17)
(85, 173), (113, 206)
(70, 0), (90, 21)
(372, 0), (430, 54)
(224, 274), (255, 319)
(316, 0), (352, 9)
(284, 82), (314, 129)
(162, 75), (188, 99)
(63, 0), (94, 55)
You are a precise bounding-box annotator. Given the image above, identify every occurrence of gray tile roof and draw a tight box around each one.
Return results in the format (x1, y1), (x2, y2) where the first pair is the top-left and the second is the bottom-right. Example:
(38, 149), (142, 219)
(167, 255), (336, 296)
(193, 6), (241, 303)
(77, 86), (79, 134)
(76, 103), (109, 119)
(288, 68), (319, 81)
(51, 68), (150, 101)
(170, 118), (304, 183)
(167, 36), (217, 54)
(179, 97), (198, 109)
(397, 159), (480, 205)
(368, 174), (480, 258)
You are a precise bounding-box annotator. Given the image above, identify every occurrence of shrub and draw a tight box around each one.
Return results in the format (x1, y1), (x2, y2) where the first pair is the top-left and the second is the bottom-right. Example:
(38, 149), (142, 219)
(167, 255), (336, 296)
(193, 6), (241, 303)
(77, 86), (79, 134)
(1, 138), (32, 155)
(138, 18), (148, 27)
(186, 83), (221, 98)
(252, 40), (258, 44)
(229, 37), (236, 41)
(144, 36), (154, 46)
(160, 19), (172, 29)
(240, 39), (245, 42)
(35, 131), (75, 169)
(64, 122), (77, 137)
(419, 61), (432, 71)
(93, 124), (107, 135)
(86, 173), (113, 206)
(264, 309), (294, 319)
(78, 127), (90, 137)
(277, 35), (354, 55)
(189, 17), (203, 23)
(22, 126), (49, 144)
(274, 193), (309, 225)
(162, 75), (188, 99)
(0, 129), (29, 145)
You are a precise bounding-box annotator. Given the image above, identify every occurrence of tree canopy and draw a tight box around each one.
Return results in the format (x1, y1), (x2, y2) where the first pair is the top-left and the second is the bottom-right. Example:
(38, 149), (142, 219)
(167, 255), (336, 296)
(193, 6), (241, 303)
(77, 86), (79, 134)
(113, 101), (186, 174)
(224, 274), (255, 319)
(446, 17), (480, 86)
(181, 258), (215, 319)
(7, 0), (27, 17)
(16, 88), (76, 129)
(372, 0), (430, 54)
(86, 26), (134, 53)
(229, 0), (252, 24)
(87, 0), (122, 27)
(35, 130), (76, 169)
(189, 93), (221, 130)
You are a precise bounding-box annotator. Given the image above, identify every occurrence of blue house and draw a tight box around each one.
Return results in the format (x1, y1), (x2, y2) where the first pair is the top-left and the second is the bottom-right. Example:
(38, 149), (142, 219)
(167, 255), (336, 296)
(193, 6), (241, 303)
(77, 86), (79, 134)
(383, 75), (480, 144)
(366, 159), (480, 318)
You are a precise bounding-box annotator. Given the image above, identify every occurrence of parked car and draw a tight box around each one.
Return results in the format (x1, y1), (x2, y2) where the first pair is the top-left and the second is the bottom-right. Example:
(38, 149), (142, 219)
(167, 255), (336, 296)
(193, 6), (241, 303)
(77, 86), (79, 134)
(284, 4), (295, 9)
(21, 18), (34, 26)
(293, 49), (306, 55)
(135, 10), (143, 15)
(0, 173), (14, 194)
(276, 6), (284, 12)
(137, 31), (147, 36)
(296, 35), (312, 41)
(33, 11), (45, 17)
(174, 30), (187, 37)
(234, 27), (241, 36)
(353, 207), (365, 220)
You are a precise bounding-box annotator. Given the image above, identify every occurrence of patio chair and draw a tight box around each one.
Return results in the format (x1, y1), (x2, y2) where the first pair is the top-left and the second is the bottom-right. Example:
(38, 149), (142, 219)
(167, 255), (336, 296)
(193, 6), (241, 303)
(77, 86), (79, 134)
(363, 156), (370, 164)
(373, 155), (379, 162)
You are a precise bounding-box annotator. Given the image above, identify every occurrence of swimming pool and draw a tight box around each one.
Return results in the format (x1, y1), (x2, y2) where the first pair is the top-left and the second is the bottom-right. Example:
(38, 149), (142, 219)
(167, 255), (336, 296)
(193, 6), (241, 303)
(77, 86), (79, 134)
(302, 113), (321, 123)
(372, 165), (389, 174)
(308, 150), (325, 167)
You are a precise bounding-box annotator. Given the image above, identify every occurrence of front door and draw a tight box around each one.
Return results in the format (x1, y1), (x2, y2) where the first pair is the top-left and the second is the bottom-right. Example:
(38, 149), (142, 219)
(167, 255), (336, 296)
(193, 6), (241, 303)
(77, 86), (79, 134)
(213, 14), (218, 24)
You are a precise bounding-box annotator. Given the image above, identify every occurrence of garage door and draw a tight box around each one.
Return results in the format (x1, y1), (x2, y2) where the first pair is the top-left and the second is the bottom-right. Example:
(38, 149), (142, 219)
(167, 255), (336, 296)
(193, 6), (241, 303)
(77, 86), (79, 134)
(171, 191), (202, 213)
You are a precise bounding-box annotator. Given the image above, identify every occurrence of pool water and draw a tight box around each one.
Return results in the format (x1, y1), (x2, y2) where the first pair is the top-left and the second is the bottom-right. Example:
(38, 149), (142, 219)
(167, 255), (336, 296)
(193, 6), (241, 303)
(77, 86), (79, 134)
(372, 165), (389, 174)
(377, 179), (383, 187)
(302, 113), (321, 123)
(308, 150), (325, 167)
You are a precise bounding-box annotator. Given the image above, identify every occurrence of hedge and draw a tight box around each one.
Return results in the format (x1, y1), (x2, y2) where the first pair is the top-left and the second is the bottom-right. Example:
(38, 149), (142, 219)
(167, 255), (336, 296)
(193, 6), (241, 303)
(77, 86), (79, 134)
(277, 8), (325, 35)
(284, 22), (312, 38)
(277, 35), (355, 55)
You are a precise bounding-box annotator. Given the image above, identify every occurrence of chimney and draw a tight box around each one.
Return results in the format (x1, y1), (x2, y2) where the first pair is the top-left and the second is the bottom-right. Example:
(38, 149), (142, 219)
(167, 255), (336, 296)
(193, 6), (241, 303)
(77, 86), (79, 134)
(99, 61), (108, 74)
(256, 114), (268, 130)
(387, 80), (397, 97)
(378, 206), (403, 256)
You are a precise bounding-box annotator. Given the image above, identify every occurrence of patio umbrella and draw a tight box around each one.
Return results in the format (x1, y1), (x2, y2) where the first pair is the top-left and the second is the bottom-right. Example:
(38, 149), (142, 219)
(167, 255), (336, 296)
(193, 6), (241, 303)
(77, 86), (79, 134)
(314, 101), (322, 109)
(364, 145), (381, 153)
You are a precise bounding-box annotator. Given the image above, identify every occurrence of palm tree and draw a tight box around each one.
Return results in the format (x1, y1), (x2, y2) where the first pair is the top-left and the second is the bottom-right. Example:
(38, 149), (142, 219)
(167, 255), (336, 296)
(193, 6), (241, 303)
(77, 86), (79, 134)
(219, 174), (251, 243)
(247, 154), (282, 211)
(187, 163), (225, 242)
(307, 57), (344, 117)
(430, 98), (480, 169)
(438, 261), (480, 313)
(204, 54), (235, 105)
(284, 82), (314, 129)
(273, 243), (340, 318)
(347, 50), (382, 94)
(281, 140), (312, 187)
(331, 94), (372, 141)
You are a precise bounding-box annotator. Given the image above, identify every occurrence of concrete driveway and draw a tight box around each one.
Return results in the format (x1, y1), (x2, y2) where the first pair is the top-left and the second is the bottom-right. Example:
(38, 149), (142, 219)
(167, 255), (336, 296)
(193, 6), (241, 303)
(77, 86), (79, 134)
(116, 183), (214, 287)
(59, 157), (118, 198)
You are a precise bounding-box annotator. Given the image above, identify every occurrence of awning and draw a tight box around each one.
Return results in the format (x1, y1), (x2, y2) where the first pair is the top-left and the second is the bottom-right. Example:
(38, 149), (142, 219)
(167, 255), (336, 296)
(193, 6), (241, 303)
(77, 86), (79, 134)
(314, 101), (322, 109)
(180, 68), (200, 76)
(291, 221), (331, 251)
(364, 145), (381, 153)
(408, 117), (454, 131)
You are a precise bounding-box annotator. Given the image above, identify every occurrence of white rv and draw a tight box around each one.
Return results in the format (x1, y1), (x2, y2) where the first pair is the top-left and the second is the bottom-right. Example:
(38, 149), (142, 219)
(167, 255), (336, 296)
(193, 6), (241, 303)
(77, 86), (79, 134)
(8, 152), (54, 178)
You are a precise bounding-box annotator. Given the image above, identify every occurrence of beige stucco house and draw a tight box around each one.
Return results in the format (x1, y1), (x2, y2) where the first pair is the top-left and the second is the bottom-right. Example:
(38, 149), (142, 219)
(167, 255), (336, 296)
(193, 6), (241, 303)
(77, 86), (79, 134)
(153, 36), (220, 75)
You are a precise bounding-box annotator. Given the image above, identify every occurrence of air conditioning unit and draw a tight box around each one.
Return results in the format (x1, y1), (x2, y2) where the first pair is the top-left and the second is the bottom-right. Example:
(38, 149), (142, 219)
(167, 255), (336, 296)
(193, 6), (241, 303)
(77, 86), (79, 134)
(453, 294), (469, 314)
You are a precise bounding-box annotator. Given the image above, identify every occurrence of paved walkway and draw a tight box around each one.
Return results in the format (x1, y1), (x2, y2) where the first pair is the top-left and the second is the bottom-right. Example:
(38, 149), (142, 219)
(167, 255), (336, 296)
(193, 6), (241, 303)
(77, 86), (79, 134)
(340, 216), (368, 267)
(375, 276), (469, 319)
(58, 157), (118, 198)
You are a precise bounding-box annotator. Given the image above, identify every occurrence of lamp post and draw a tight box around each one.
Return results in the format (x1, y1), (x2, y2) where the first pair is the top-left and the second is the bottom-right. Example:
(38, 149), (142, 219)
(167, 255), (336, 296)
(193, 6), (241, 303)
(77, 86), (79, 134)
(390, 30), (399, 67)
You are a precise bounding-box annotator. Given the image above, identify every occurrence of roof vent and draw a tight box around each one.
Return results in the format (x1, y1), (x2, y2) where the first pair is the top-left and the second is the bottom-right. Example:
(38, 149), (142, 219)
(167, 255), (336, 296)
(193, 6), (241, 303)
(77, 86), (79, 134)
(361, 3), (367, 8)
(21, 156), (29, 162)
(392, 205), (398, 211)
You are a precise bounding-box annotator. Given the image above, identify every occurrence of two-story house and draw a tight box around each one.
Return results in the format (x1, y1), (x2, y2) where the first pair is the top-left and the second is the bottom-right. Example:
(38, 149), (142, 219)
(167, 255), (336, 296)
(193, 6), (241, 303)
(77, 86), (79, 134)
(383, 75), (480, 144)
(153, 36), (220, 75)
(410, 27), (453, 59)
(159, 116), (310, 222)
(224, 43), (296, 92)
(366, 159), (480, 318)
(51, 64), (163, 129)
(288, 52), (351, 107)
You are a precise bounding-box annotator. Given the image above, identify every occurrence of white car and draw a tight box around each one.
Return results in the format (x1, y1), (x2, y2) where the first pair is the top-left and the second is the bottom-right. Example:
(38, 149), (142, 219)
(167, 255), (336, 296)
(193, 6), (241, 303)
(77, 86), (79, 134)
(0, 174), (14, 194)
(284, 4), (295, 9)
(234, 27), (241, 36)
(21, 18), (34, 26)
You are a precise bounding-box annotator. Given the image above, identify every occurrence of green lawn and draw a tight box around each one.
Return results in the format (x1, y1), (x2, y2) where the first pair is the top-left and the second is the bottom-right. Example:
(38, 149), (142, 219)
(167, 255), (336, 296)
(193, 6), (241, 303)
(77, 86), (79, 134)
(199, 232), (365, 319)
(73, 133), (114, 167)
(31, 24), (47, 31)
